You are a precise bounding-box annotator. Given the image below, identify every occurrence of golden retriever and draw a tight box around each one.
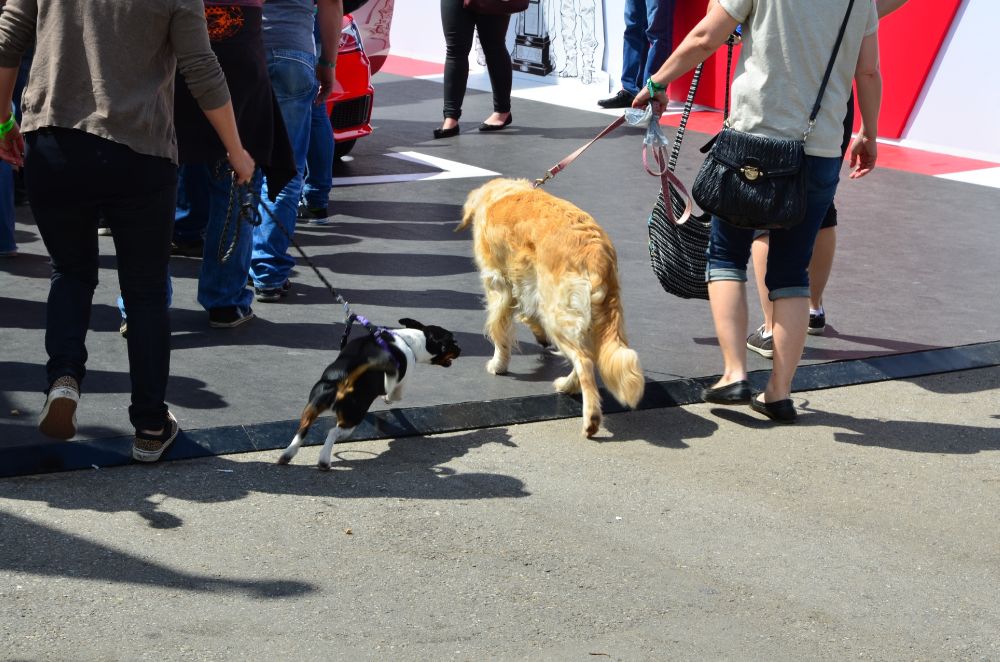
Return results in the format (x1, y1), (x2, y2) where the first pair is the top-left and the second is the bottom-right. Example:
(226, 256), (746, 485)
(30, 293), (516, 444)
(458, 178), (644, 437)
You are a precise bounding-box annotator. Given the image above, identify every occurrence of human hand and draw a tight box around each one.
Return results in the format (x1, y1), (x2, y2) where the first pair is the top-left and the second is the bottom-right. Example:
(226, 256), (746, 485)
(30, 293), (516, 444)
(848, 134), (877, 179)
(227, 148), (256, 184)
(0, 123), (24, 168)
(315, 62), (335, 105)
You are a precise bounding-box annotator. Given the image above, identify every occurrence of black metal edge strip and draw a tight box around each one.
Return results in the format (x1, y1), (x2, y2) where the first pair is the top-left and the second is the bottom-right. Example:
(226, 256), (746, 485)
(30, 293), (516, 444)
(2, 341), (998, 478)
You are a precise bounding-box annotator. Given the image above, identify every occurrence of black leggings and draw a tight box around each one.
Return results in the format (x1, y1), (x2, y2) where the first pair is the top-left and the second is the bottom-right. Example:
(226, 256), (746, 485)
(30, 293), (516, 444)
(440, 0), (512, 120)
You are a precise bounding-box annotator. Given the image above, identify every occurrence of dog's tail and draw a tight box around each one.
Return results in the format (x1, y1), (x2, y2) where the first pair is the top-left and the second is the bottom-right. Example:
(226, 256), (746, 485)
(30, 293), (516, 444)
(594, 290), (645, 409)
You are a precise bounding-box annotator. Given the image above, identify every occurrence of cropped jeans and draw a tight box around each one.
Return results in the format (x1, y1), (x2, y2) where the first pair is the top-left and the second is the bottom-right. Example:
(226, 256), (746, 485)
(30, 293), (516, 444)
(251, 48), (317, 289)
(707, 155), (842, 300)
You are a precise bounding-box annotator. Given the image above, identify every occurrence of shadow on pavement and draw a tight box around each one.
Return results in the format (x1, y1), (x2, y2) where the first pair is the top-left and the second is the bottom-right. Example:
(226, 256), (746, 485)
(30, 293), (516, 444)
(0, 510), (315, 598)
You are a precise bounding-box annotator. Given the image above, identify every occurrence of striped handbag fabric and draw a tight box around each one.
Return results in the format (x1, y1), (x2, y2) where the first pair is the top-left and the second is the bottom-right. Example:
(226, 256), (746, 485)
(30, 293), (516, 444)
(647, 62), (711, 301)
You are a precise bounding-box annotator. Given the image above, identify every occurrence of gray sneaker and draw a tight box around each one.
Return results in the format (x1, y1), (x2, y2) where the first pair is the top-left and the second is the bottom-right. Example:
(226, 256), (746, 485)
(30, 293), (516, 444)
(746, 325), (774, 359)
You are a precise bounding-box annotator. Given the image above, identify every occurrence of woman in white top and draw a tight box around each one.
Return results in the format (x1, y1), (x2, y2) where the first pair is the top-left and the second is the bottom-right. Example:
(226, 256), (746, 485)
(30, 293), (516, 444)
(634, 0), (881, 422)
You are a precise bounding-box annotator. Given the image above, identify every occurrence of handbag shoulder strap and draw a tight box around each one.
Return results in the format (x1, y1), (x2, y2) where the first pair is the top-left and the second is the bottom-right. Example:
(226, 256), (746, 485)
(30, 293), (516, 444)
(807, 0), (857, 133)
(722, 0), (857, 138)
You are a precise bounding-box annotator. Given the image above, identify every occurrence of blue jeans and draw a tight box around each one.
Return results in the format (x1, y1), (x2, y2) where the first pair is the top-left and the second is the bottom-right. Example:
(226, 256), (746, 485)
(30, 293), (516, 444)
(173, 164), (210, 244)
(621, 0), (674, 96)
(196, 163), (264, 310)
(707, 155), (842, 300)
(0, 161), (14, 254)
(0, 51), (31, 254)
(251, 49), (317, 289)
(302, 97), (334, 210)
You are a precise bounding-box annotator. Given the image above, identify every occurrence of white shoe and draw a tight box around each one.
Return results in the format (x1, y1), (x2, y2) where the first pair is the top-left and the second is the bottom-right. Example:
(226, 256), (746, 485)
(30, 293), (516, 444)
(38, 376), (80, 440)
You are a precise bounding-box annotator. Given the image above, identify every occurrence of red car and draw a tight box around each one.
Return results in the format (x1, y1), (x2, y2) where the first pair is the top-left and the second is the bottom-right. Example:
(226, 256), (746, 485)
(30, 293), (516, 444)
(326, 14), (374, 159)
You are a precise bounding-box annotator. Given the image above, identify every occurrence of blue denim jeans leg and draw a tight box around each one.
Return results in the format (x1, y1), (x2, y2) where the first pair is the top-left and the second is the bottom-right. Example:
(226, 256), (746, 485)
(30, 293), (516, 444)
(302, 98), (334, 210)
(198, 162), (263, 311)
(173, 164), (210, 243)
(707, 155), (843, 299)
(643, 0), (674, 89)
(251, 49), (317, 289)
(0, 162), (15, 254)
(622, 0), (673, 96)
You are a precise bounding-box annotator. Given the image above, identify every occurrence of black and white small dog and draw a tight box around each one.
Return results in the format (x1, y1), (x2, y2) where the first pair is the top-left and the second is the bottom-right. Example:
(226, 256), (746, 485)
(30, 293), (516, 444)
(278, 318), (461, 470)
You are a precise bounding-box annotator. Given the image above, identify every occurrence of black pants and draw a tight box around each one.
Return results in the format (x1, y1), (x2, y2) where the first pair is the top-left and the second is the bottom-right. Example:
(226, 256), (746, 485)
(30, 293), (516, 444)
(440, 0), (512, 120)
(25, 128), (177, 431)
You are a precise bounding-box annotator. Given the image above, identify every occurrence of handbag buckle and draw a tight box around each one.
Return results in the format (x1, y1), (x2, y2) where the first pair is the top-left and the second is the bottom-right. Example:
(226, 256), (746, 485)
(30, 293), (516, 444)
(740, 163), (763, 181)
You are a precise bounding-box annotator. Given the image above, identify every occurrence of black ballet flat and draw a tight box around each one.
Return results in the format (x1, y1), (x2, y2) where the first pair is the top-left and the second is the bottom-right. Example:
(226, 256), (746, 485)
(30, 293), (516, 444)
(478, 114), (512, 132)
(433, 125), (460, 139)
(702, 380), (751, 405)
(749, 393), (797, 423)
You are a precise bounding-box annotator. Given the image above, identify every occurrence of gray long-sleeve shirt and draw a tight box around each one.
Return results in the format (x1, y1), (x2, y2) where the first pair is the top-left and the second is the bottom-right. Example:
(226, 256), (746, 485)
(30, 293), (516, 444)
(0, 0), (230, 163)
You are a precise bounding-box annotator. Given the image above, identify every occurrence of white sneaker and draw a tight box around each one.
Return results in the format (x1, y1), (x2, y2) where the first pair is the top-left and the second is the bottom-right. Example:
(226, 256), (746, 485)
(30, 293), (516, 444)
(38, 376), (80, 440)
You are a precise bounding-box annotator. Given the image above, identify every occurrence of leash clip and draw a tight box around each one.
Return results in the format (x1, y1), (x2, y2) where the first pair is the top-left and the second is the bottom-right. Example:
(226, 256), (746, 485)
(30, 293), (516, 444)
(533, 171), (554, 188)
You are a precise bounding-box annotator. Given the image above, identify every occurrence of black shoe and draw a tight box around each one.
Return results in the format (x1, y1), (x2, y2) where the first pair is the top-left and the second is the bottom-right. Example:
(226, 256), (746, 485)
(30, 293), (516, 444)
(209, 305), (255, 328)
(808, 310), (826, 336)
(597, 90), (635, 109)
(749, 393), (797, 423)
(254, 280), (291, 303)
(433, 125), (460, 139)
(478, 114), (512, 132)
(702, 380), (751, 404)
(170, 238), (204, 258)
(297, 202), (331, 226)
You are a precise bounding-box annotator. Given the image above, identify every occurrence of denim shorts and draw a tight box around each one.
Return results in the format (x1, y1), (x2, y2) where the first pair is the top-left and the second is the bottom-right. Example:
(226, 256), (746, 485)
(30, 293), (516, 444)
(706, 155), (842, 300)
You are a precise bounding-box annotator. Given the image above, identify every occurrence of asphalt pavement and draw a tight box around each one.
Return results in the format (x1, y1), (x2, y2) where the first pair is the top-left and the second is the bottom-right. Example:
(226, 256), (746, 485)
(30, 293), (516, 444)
(2, 367), (998, 660)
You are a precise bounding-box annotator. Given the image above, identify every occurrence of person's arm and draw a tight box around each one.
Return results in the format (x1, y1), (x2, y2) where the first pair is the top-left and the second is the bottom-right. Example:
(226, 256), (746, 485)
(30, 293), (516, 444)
(315, 0), (343, 104)
(848, 31), (881, 179)
(0, 0), (36, 167)
(170, 3), (255, 182)
(633, 0), (739, 108)
(876, 0), (909, 19)
(0, 65), (22, 167)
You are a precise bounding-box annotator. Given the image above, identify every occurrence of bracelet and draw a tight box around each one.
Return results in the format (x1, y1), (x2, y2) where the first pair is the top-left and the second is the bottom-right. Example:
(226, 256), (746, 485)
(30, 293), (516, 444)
(317, 58), (336, 69)
(646, 77), (666, 98)
(0, 110), (15, 141)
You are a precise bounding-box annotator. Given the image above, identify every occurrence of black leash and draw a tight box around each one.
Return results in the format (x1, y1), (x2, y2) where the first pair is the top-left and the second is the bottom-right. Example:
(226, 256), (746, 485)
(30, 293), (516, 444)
(220, 174), (395, 354)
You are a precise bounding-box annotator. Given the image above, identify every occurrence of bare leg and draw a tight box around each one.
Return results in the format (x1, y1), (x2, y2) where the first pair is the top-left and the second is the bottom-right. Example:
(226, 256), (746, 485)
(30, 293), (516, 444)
(809, 226), (836, 312)
(765, 297), (809, 402)
(707, 280), (749, 389)
(751, 234), (772, 333)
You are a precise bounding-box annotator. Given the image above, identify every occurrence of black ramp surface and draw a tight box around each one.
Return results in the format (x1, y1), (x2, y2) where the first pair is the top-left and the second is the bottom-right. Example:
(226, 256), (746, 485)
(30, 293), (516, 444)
(1, 72), (998, 470)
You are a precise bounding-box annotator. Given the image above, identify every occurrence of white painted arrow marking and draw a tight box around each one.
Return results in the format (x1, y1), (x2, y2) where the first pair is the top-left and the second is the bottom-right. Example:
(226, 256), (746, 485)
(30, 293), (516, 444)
(332, 151), (500, 187)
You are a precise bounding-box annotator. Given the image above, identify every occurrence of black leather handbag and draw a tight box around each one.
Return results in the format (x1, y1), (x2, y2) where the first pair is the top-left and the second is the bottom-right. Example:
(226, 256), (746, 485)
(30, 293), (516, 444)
(648, 63), (712, 300)
(692, 0), (855, 230)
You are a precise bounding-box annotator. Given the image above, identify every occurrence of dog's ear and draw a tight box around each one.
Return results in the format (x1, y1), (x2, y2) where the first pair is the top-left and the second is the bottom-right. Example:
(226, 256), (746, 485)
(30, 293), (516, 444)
(398, 318), (425, 330)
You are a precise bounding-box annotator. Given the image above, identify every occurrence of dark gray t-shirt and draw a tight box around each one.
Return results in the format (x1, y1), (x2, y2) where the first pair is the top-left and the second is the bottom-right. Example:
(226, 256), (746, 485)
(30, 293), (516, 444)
(262, 0), (316, 54)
